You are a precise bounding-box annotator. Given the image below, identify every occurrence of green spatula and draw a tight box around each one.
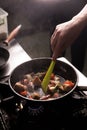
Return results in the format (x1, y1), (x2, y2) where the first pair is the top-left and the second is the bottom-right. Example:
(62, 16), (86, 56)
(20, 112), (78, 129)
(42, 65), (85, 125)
(41, 60), (56, 93)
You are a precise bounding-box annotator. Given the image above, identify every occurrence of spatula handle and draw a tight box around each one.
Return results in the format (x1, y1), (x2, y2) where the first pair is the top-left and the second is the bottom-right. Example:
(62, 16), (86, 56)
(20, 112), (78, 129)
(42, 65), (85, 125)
(41, 60), (56, 93)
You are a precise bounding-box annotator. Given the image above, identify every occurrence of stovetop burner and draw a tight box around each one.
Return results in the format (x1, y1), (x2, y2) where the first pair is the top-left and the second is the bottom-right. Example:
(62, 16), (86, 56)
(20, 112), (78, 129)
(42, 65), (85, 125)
(0, 82), (87, 130)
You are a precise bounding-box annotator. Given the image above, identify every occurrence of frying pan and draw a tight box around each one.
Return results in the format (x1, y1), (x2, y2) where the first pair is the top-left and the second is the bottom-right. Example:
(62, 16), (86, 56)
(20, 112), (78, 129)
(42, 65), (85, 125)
(8, 57), (87, 105)
(0, 25), (21, 69)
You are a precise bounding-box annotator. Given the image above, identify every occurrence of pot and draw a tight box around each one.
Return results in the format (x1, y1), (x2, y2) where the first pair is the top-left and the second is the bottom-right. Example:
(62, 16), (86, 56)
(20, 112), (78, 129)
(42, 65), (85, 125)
(0, 25), (21, 69)
(9, 57), (86, 105)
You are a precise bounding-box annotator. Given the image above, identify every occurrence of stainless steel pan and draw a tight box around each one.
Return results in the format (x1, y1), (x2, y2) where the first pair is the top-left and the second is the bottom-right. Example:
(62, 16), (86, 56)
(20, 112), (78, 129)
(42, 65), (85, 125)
(8, 57), (87, 104)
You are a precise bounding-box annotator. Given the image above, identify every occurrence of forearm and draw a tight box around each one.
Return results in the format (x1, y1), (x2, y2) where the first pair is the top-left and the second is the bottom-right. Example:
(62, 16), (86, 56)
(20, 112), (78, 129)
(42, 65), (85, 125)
(72, 4), (87, 29)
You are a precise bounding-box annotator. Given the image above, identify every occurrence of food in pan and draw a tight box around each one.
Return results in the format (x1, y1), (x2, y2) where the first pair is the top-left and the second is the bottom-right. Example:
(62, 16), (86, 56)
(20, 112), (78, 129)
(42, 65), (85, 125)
(14, 72), (75, 100)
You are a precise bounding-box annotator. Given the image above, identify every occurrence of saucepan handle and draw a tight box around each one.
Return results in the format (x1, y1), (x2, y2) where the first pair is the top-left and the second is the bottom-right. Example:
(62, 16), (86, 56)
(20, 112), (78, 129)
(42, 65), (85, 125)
(3, 24), (22, 46)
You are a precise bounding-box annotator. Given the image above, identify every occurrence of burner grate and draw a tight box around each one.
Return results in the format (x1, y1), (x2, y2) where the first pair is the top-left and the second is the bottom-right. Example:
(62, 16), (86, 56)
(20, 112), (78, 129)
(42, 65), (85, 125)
(0, 82), (87, 129)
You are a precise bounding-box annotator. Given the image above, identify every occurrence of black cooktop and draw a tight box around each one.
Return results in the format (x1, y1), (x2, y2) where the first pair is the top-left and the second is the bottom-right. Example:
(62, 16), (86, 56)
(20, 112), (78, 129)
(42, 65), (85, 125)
(0, 82), (87, 130)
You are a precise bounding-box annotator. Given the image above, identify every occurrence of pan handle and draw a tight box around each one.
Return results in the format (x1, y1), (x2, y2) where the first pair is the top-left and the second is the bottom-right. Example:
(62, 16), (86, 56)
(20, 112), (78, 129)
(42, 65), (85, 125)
(3, 24), (22, 46)
(77, 86), (87, 91)
(73, 86), (87, 100)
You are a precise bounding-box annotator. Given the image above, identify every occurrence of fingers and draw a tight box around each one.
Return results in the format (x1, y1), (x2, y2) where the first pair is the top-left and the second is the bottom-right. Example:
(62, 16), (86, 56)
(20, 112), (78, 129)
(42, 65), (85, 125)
(51, 26), (63, 60)
(52, 40), (61, 61)
(50, 28), (59, 60)
(51, 30), (57, 51)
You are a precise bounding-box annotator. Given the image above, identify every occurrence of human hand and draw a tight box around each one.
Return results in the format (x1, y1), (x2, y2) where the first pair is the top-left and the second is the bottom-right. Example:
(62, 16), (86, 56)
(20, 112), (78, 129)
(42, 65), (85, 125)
(51, 19), (84, 60)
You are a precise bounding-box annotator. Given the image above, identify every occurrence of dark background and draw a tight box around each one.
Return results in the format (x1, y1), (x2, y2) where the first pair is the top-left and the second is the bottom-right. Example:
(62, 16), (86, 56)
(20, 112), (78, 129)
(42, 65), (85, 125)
(0, 0), (86, 32)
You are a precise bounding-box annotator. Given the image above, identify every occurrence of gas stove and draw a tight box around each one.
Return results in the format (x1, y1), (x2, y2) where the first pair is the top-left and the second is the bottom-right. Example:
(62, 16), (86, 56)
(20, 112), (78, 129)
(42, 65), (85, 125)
(0, 82), (87, 130)
(0, 39), (87, 130)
